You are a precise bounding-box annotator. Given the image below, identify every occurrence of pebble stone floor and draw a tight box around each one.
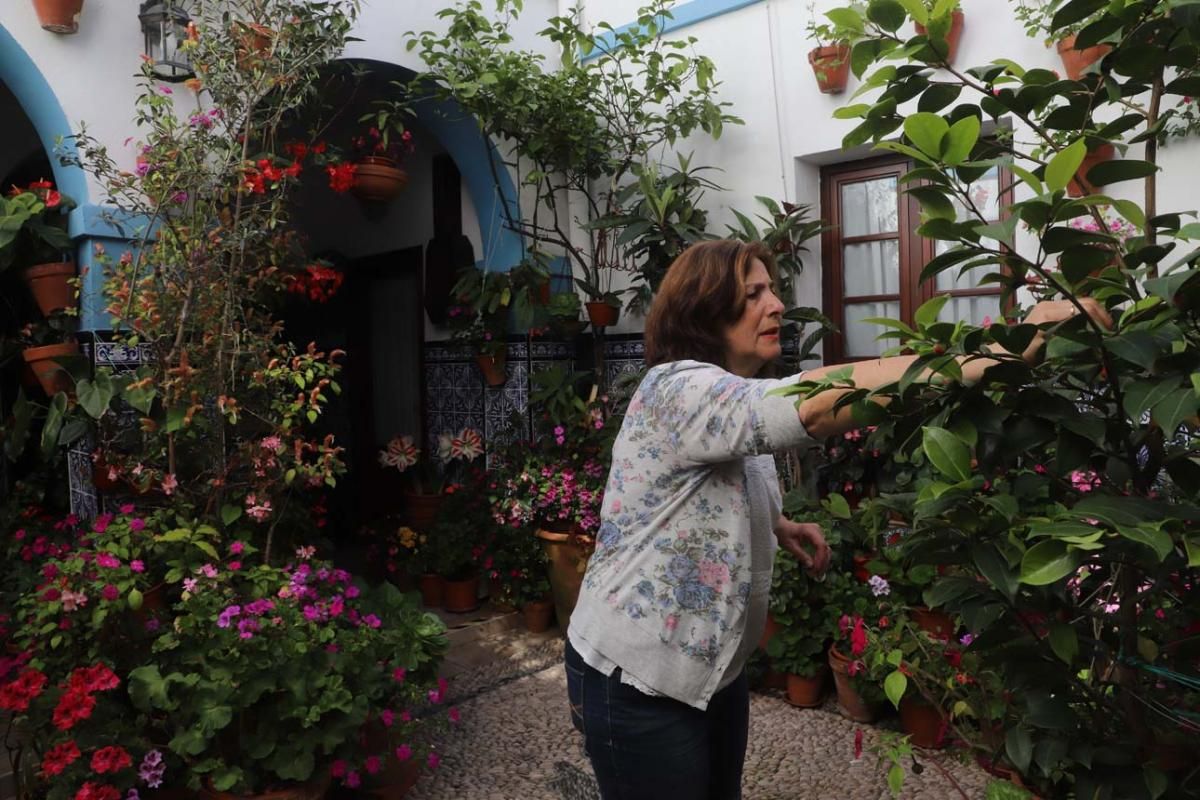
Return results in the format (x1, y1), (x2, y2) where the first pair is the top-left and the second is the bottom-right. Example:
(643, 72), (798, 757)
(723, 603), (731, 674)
(410, 608), (995, 800)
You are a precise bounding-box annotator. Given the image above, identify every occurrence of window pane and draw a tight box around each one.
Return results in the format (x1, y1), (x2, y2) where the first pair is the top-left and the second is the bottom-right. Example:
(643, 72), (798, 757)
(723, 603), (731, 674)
(844, 240), (900, 296)
(947, 167), (1001, 222)
(843, 301), (901, 358)
(936, 294), (1000, 327)
(933, 238), (1002, 292)
(841, 178), (898, 237)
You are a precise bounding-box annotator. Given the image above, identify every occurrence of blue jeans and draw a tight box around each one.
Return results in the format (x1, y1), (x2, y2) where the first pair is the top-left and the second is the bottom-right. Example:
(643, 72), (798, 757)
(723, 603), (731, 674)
(565, 641), (748, 800)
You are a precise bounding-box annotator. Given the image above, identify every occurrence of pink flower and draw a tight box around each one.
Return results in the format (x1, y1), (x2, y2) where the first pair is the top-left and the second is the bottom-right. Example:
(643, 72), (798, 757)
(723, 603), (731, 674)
(394, 745), (412, 762)
(392, 667), (407, 683)
(854, 729), (864, 760)
(330, 760), (346, 778)
(380, 709), (394, 727)
(364, 756), (381, 775)
(427, 752), (441, 770)
(130, 560), (145, 573)
(101, 585), (119, 602)
(160, 474), (178, 495)
(119, 504), (135, 514)
(229, 541), (244, 555)
(448, 707), (460, 723)
(129, 518), (145, 532)
(227, 561), (242, 571)
(344, 772), (360, 789)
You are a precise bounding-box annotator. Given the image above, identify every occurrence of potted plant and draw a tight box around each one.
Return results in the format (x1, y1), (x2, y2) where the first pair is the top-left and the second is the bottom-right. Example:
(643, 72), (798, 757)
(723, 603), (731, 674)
(516, 575), (554, 633)
(1013, 0), (1111, 80)
(428, 463), (492, 613)
(911, 0), (965, 66)
(805, 3), (853, 94)
(13, 318), (81, 399)
(31, 0), (84, 33)
(122, 555), (450, 797)
(377, 427), (484, 532)
(0, 180), (78, 317)
(545, 291), (588, 338)
(823, 571), (887, 722)
(351, 89), (416, 203)
(448, 266), (522, 385)
(726, 198), (825, 302)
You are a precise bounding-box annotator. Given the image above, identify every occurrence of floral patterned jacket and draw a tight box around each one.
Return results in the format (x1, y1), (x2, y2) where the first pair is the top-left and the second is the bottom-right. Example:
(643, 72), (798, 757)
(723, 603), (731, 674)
(568, 360), (812, 709)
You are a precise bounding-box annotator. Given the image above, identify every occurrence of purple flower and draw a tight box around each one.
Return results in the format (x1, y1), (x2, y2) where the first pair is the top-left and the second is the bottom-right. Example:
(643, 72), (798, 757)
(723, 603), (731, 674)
(182, 578), (198, 593)
(130, 518), (146, 532)
(959, 633), (975, 646)
(217, 605), (242, 628)
(302, 604), (321, 622)
(345, 585), (360, 599)
(362, 614), (381, 629)
(138, 751), (165, 787)
(867, 575), (890, 597)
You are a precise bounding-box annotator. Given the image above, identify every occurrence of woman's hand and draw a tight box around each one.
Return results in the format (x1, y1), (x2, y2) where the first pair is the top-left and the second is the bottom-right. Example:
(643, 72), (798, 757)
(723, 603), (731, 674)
(774, 517), (832, 576)
(1020, 298), (1113, 363)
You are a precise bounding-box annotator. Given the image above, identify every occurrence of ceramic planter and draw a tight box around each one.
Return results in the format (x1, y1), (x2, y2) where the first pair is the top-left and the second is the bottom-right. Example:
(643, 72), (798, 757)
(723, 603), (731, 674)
(475, 352), (507, 387)
(351, 156), (409, 203)
(522, 598), (554, 633)
(827, 645), (877, 722)
(915, 10), (965, 64)
(807, 44), (852, 94)
(536, 526), (594, 635)
(32, 0), (83, 33)
(21, 341), (79, 397)
(1067, 143), (1115, 197)
(418, 573), (445, 608)
(1056, 34), (1111, 80)
(785, 667), (829, 708)
(23, 261), (77, 317)
(898, 696), (946, 748)
(584, 301), (619, 328)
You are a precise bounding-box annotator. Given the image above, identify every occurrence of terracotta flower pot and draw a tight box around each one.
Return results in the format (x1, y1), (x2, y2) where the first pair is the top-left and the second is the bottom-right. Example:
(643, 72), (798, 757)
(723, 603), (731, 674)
(418, 573), (445, 608)
(536, 527), (594, 635)
(32, 0), (84, 33)
(200, 774), (329, 800)
(351, 156), (409, 203)
(21, 341), (78, 397)
(522, 598), (554, 633)
(584, 301), (619, 328)
(23, 261), (77, 317)
(828, 645), (877, 722)
(366, 758), (421, 799)
(442, 573), (480, 613)
(915, 10), (965, 64)
(910, 606), (956, 640)
(475, 352), (507, 387)
(1057, 34), (1111, 80)
(899, 696), (946, 748)
(402, 491), (443, 533)
(808, 44), (852, 94)
(786, 667), (829, 708)
(1067, 142), (1115, 197)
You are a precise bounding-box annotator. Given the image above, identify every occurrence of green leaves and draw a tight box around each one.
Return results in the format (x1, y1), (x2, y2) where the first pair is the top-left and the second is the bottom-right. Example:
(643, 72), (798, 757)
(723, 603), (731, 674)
(1085, 159), (1158, 187)
(904, 113), (948, 157)
(922, 426), (972, 482)
(884, 669), (908, 710)
(1044, 140), (1087, 194)
(1020, 540), (1080, 585)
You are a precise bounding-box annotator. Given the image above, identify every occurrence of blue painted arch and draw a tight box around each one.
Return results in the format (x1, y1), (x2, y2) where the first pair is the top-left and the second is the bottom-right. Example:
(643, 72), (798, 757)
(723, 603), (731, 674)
(0, 24), (89, 207)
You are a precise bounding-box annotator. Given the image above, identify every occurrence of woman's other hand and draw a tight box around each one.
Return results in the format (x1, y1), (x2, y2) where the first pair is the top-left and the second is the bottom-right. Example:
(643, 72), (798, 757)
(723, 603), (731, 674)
(773, 517), (831, 576)
(1019, 298), (1113, 362)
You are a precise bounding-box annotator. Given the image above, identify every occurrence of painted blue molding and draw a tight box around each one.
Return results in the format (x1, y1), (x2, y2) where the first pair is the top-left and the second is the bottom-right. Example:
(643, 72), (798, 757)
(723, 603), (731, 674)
(411, 95), (525, 274)
(583, 0), (765, 61)
(67, 205), (152, 331)
(0, 25), (89, 206)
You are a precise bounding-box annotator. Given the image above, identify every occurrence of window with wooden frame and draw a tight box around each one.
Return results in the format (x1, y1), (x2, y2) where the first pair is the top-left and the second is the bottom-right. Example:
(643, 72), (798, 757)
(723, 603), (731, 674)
(819, 155), (1012, 362)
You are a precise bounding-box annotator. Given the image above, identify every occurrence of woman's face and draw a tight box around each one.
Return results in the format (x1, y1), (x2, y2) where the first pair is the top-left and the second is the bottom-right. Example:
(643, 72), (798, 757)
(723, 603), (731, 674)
(723, 258), (784, 377)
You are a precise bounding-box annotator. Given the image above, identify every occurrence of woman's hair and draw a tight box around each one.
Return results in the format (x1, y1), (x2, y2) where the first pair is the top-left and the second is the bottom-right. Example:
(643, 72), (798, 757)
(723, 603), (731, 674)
(644, 239), (778, 368)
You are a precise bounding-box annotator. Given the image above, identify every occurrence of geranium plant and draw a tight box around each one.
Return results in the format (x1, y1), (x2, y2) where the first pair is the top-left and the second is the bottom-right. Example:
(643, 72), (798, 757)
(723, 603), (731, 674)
(127, 552), (449, 794)
(0, 179), (75, 270)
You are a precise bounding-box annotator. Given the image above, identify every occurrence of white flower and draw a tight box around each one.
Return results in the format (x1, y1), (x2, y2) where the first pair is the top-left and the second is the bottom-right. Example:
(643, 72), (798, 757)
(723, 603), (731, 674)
(867, 575), (891, 597)
(379, 435), (420, 471)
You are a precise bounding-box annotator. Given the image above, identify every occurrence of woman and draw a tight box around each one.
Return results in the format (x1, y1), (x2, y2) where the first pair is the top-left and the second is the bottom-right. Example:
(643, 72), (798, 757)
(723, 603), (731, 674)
(566, 239), (1107, 799)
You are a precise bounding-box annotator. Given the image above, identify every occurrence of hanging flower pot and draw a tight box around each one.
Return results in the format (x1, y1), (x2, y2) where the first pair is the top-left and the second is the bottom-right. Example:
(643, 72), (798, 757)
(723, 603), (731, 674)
(1056, 34), (1111, 80)
(475, 352), (507, 387)
(1067, 143), (1115, 197)
(584, 301), (619, 328)
(351, 155), (409, 203)
(32, 0), (84, 33)
(23, 261), (76, 317)
(808, 43), (852, 94)
(915, 10), (965, 65)
(21, 341), (79, 397)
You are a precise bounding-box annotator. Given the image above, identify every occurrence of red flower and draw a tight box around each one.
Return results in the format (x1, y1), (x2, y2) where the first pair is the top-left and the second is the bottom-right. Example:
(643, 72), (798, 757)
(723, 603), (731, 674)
(42, 740), (81, 776)
(90, 746), (132, 774)
(943, 648), (963, 668)
(854, 729), (864, 760)
(52, 687), (97, 731)
(850, 617), (867, 656)
(75, 782), (120, 800)
(0, 668), (49, 712)
(326, 162), (357, 193)
(69, 664), (119, 693)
